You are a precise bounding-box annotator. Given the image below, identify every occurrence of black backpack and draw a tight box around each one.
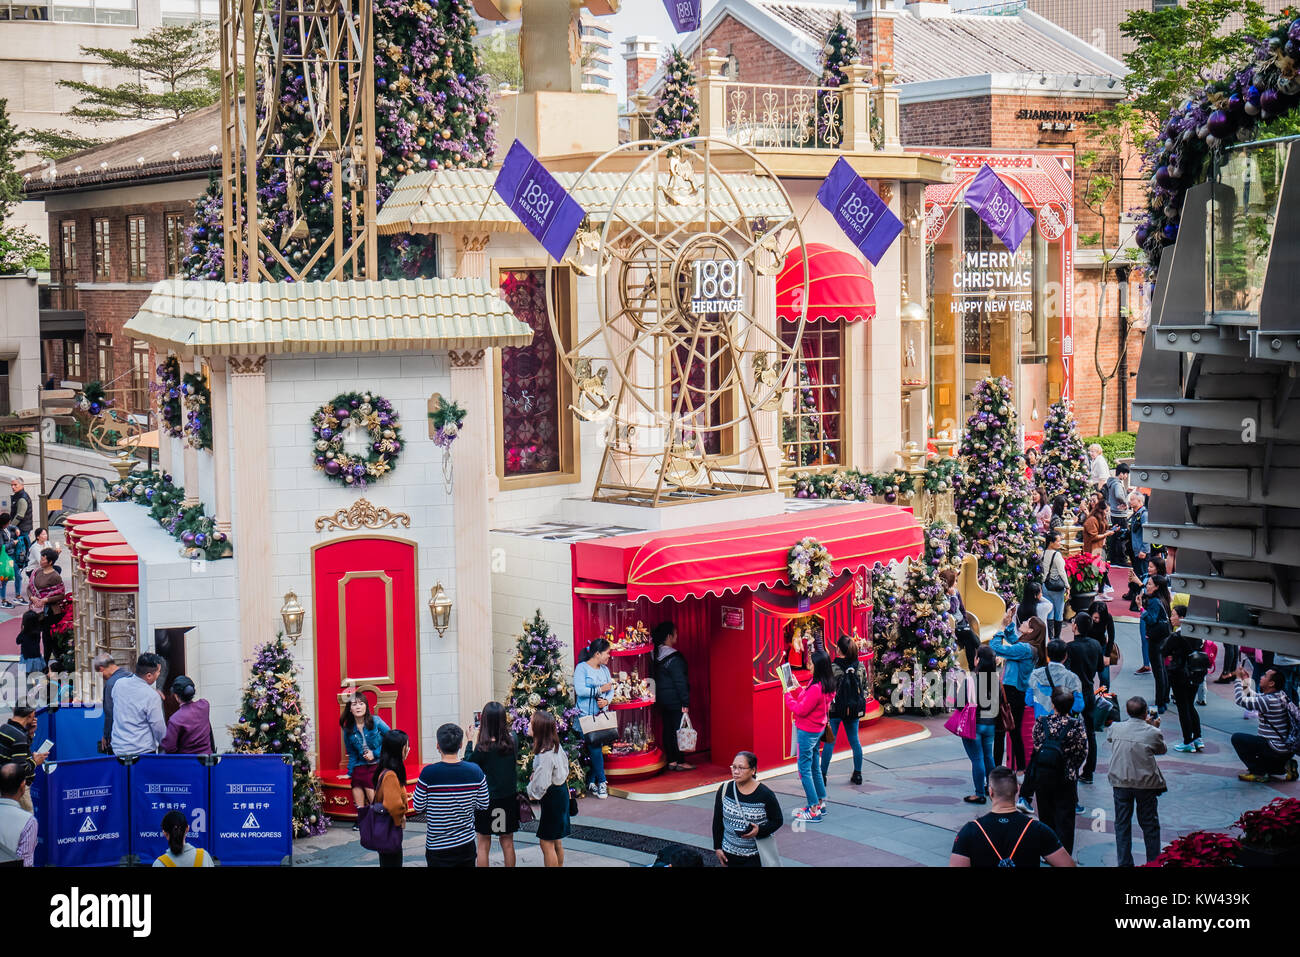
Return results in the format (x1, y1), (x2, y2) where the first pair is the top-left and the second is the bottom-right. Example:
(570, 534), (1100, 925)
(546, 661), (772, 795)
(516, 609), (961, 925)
(833, 663), (867, 721)
(1032, 719), (1071, 784)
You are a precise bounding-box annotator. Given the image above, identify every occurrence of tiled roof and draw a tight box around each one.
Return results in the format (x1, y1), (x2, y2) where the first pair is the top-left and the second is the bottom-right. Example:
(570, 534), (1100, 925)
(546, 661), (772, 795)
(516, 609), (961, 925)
(377, 168), (793, 234)
(890, 12), (1117, 83)
(124, 276), (533, 357)
(753, 2), (1118, 83)
(20, 104), (223, 195)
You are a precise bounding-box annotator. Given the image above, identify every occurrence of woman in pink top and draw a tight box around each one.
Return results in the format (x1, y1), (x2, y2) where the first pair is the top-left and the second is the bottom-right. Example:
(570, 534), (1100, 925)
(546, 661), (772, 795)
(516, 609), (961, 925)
(786, 650), (835, 823)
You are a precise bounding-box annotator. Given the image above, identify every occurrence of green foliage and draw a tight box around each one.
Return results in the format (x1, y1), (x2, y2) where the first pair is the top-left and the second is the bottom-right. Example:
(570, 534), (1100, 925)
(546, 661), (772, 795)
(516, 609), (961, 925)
(181, 370), (212, 451)
(229, 635), (328, 837)
(0, 432), (27, 466)
(19, 128), (106, 161)
(479, 29), (522, 90)
(54, 22), (220, 126)
(1082, 431), (1137, 468)
(0, 98), (49, 275)
(1116, 0), (1272, 135)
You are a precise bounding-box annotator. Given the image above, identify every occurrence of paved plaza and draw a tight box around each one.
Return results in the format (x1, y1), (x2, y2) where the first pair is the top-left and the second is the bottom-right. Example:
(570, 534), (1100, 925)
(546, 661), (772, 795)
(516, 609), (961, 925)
(300, 608), (1293, 867)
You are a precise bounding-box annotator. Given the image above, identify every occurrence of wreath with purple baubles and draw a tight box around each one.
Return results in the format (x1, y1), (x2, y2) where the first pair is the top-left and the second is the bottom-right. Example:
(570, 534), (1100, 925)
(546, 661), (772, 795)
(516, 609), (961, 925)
(311, 391), (403, 488)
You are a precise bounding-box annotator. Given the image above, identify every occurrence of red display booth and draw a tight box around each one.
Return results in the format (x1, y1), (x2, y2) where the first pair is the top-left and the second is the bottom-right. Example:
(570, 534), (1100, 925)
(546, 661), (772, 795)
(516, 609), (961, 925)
(571, 503), (923, 781)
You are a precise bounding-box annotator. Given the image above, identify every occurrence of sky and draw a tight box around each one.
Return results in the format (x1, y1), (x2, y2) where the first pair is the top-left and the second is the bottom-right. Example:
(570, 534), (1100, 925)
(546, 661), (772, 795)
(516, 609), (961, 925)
(589, 0), (727, 104)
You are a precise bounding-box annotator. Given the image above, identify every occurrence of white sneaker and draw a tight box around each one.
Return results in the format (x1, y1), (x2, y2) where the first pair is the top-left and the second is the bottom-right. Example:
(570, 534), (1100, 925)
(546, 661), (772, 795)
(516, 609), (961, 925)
(593, 783), (608, 799)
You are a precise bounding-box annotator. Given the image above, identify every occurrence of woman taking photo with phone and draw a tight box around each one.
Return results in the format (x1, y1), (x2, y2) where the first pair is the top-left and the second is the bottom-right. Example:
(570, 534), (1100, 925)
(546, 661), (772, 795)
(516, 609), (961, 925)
(464, 701), (519, 867)
(786, 650), (835, 823)
(712, 751), (783, 867)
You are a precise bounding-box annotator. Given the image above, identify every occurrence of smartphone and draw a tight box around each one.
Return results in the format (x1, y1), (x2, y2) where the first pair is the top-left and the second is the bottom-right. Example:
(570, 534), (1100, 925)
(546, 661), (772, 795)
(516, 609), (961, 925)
(1241, 656), (1255, 677)
(734, 828), (753, 837)
(1147, 707), (1158, 719)
(473, 711), (482, 726)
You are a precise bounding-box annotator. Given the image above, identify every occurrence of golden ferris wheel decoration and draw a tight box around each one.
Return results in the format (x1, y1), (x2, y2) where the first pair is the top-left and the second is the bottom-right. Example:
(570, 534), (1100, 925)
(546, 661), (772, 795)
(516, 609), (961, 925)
(546, 136), (811, 507)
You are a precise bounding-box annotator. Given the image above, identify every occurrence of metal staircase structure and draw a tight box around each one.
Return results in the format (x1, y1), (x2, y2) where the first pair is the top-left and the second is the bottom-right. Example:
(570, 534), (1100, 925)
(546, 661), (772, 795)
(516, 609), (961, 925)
(1132, 136), (1300, 657)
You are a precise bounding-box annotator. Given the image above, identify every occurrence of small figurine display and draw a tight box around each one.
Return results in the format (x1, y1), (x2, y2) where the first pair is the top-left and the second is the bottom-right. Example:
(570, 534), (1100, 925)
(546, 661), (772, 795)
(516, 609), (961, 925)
(607, 620), (651, 652)
(609, 670), (655, 704)
(609, 721), (655, 756)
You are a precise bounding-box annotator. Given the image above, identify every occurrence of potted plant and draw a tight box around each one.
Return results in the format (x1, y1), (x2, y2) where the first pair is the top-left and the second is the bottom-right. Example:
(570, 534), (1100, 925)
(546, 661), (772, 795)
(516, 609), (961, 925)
(1065, 552), (1107, 612)
(1145, 830), (1240, 867)
(1234, 797), (1300, 867)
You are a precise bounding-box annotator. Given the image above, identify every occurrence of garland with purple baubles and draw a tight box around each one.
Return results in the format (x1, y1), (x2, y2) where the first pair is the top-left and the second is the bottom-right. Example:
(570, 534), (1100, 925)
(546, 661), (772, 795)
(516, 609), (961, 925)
(311, 391), (403, 488)
(1139, 12), (1300, 269)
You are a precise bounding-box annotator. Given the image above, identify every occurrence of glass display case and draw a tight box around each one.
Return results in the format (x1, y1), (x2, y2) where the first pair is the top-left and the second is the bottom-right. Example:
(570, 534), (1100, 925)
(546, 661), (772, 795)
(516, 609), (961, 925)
(580, 598), (665, 779)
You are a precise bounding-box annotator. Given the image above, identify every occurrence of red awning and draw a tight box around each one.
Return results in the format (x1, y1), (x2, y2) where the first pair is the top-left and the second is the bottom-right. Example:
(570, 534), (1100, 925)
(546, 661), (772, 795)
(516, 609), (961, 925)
(776, 243), (876, 324)
(573, 503), (922, 603)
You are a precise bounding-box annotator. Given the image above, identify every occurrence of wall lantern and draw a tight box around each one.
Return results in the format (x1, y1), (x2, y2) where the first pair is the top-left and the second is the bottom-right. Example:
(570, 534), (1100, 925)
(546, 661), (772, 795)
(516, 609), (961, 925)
(429, 582), (453, 637)
(281, 591), (306, 640)
(900, 286), (929, 391)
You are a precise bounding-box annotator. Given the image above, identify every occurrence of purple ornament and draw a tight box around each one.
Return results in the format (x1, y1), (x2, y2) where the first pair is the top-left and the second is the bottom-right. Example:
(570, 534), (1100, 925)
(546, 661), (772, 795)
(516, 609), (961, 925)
(1207, 110), (1233, 138)
(1154, 165), (1173, 188)
(181, 531), (196, 545)
(1261, 88), (1281, 114)
(337, 408), (349, 419)
(324, 460), (342, 476)
(321, 427), (334, 440)
(1163, 222), (1179, 240)
(315, 454), (326, 466)
(195, 532), (207, 547)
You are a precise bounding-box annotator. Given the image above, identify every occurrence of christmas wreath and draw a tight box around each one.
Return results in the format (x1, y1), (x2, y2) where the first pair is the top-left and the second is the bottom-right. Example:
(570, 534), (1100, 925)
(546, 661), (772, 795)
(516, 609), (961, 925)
(156, 357), (184, 437)
(787, 536), (833, 598)
(428, 395), (466, 449)
(311, 391), (402, 488)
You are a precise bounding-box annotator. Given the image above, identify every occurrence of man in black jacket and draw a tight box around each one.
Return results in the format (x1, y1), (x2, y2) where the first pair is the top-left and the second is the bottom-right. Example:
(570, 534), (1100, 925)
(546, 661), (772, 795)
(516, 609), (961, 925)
(652, 621), (692, 771)
(0, 707), (46, 810)
(1067, 613), (1105, 785)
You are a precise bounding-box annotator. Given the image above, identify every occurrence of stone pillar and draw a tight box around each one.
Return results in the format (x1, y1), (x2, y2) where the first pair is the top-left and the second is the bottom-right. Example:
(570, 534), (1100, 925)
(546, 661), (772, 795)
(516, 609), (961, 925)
(842, 60), (874, 152)
(229, 356), (272, 672)
(208, 356), (233, 532)
(697, 48), (729, 140)
(873, 67), (903, 153)
(181, 358), (201, 506)
(447, 348), (493, 719)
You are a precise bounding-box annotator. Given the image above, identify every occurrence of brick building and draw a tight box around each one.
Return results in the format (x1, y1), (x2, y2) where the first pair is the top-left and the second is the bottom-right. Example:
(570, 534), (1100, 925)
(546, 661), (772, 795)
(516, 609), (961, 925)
(629, 0), (1144, 436)
(21, 105), (220, 413)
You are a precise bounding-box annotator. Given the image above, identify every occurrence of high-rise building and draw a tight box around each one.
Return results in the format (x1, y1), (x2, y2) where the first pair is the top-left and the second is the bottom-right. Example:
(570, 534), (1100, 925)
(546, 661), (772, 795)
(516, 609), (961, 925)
(1017, 0), (1291, 60)
(1, 0), (218, 240)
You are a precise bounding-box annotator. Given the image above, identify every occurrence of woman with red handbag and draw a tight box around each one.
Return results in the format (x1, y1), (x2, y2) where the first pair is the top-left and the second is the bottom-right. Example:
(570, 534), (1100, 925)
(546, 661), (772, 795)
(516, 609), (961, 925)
(366, 730), (409, 867)
(958, 645), (1001, 804)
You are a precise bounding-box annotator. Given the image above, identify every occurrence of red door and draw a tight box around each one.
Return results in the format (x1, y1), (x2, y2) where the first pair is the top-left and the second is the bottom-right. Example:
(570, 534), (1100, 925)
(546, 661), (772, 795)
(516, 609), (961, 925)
(312, 537), (421, 817)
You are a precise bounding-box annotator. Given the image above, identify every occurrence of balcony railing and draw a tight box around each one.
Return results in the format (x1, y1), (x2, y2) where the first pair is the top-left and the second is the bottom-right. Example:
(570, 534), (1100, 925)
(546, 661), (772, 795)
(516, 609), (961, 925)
(626, 51), (901, 154)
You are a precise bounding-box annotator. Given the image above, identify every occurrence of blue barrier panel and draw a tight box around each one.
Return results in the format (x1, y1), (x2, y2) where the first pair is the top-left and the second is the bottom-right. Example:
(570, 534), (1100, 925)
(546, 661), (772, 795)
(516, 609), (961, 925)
(50, 705), (108, 761)
(128, 754), (210, 864)
(37, 757), (130, 867)
(208, 754), (293, 866)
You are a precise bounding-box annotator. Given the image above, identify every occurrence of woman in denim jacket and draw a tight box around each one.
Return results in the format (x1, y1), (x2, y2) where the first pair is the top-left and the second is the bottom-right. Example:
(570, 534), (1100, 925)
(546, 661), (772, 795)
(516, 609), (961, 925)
(340, 695), (390, 824)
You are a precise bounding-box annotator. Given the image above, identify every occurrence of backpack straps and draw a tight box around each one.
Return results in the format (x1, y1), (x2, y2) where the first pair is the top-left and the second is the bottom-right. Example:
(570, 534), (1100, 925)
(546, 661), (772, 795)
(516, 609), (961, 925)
(158, 853), (176, 867)
(974, 817), (1035, 864)
(193, 848), (204, 867)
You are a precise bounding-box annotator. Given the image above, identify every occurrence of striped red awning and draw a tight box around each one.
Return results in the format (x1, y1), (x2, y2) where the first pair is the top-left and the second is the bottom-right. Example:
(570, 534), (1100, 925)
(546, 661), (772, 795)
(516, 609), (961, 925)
(573, 503), (922, 603)
(776, 243), (876, 324)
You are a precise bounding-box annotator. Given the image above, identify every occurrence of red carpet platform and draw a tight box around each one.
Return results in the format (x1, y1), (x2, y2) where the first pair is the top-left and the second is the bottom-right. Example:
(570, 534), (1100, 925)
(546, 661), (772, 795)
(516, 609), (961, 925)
(608, 715), (929, 801)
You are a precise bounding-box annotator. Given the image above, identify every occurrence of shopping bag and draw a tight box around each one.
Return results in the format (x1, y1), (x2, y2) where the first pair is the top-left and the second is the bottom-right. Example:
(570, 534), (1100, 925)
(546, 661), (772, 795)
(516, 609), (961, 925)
(676, 711), (699, 752)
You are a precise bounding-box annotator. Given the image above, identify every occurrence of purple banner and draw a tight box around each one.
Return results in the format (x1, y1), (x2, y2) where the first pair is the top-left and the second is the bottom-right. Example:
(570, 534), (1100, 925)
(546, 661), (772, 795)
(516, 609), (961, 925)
(963, 163), (1035, 253)
(493, 139), (586, 262)
(816, 156), (903, 266)
(663, 0), (702, 33)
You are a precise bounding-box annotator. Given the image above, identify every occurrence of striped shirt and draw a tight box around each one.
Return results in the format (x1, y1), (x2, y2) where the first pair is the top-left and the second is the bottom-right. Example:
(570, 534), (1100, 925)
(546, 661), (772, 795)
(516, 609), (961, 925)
(1235, 681), (1294, 754)
(411, 760), (490, 850)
